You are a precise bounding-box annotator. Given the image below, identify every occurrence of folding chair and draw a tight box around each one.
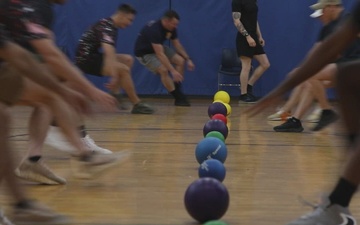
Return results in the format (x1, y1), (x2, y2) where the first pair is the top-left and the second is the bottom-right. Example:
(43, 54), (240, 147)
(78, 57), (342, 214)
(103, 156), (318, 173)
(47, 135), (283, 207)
(217, 48), (252, 91)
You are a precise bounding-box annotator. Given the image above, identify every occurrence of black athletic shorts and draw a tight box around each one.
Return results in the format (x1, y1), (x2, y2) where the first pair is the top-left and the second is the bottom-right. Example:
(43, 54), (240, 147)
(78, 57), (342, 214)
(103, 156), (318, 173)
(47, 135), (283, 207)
(236, 32), (265, 58)
(76, 53), (103, 76)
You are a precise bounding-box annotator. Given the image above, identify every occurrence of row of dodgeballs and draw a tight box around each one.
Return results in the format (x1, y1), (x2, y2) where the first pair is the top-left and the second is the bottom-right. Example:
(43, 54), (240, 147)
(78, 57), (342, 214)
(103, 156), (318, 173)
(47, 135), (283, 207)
(184, 91), (232, 225)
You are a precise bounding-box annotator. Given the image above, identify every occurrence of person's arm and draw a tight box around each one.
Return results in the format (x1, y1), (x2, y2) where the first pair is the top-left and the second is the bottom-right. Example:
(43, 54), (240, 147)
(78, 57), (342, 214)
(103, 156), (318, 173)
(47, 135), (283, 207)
(171, 39), (195, 71)
(30, 37), (96, 95)
(232, 12), (256, 47)
(232, 11), (248, 36)
(256, 22), (265, 46)
(246, 18), (359, 117)
(102, 43), (118, 77)
(29, 31), (115, 108)
(0, 41), (90, 113)
(277, 19), (358, 95)
(152, 43), (183, 82)
(1, 41), (66, 95)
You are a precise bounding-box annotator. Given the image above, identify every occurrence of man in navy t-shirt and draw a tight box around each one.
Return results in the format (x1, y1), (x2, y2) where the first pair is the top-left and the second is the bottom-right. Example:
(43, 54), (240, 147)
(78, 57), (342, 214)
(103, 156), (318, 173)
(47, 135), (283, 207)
(134, 10), (195, 106)
(247, 1), (360, 224)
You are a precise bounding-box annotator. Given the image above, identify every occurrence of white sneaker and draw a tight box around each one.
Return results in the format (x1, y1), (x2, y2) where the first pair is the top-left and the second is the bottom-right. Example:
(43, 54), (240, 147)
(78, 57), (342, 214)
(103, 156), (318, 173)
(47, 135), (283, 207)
(71, 151), (131, 179)
(81, 135), (112, 154)
(45, 126), (112, 154)
(306, 107), (322, 123)
(14, 159), (67, 185)
(267, 110), (292, 121)
(0, 210), (14, 225)
(44, 126), (75, 153)
(12, 201), (70, 225)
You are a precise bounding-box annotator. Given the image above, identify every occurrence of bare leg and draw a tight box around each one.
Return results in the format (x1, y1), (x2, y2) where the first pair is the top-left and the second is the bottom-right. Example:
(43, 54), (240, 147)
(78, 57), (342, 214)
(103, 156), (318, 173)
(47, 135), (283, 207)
(157, 65), (175, 92)
(170, 54), (185, 76)
(26, 106), (52, 157)
(19, 78), (88, 156)
(113, 54), (140, 105)
(292, 82), (315, 119)
(308, 63), (337, 110)
(0, 103), (27, 202)
(337, 61), (360, 140)
(281, 85), (304, 113)
(248, 54), (270, 85)
(239, 56), (252, 95)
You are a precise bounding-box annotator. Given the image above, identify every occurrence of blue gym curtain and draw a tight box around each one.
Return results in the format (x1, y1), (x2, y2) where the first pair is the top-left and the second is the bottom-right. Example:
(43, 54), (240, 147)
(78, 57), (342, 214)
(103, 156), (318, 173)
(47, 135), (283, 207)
(53, 0), (357, 97)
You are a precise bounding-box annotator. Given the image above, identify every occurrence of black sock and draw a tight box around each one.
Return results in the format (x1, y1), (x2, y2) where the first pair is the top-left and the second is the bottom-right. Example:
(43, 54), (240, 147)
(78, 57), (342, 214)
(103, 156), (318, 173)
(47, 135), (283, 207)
(15, 200), (31, 209)
(247, 84), (253, 94)
(329, 177), (358, 207)
(174, 82), (182, 91)
(170, 87), (185, 100)
(28, 156), (41, 162)
(348, 133), (358, 144)
(51, 120), (58, 127)
(78, 125), (87, 138)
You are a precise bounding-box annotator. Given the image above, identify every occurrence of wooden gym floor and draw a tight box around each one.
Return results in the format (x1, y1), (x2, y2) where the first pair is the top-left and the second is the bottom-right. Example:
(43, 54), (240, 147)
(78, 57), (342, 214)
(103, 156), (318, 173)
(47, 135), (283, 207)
(0, 97), (357, 225)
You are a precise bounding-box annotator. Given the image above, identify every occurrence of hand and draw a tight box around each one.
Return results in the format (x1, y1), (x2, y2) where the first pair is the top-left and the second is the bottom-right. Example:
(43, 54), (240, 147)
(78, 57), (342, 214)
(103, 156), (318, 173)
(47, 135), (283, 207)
(88, 88), (117, 112)
(246, 36), (256, 47)
(58, 85), (92, 115)
(187, 59), (195, 71)
(259, 37), (265, 46)
(171, 70), (184, 82)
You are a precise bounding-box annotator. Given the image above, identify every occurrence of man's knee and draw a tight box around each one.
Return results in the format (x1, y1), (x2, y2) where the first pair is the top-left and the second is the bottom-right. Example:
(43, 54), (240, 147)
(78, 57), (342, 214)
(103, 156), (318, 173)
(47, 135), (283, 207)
(118, 54), (134, 67)
(262, 61), (270, 70)
(171, 54), (185, 66)
(156, 66), (168, 76)
(116, 63), (130, 75)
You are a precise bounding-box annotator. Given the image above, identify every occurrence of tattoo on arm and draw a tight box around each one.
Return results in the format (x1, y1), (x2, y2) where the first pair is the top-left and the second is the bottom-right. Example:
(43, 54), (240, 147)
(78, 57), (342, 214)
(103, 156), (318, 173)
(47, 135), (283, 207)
(232, 12), (248, 36)
(232, 12), (241, 20)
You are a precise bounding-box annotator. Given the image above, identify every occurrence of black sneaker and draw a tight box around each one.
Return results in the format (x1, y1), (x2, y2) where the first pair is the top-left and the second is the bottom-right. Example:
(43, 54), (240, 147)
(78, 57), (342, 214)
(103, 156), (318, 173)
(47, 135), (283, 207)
(239, 93), (257, 103)
(274, 117), (304, 132)
(312, 109), (339, 131)
(131, 102), (155, 114)
(175, 98), (191, 106)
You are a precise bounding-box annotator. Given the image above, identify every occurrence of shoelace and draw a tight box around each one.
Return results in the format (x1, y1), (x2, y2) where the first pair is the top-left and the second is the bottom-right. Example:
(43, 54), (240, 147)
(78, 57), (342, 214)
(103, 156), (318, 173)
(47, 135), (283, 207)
(82, 136), (110, 153)
(297, 195), (326, 219)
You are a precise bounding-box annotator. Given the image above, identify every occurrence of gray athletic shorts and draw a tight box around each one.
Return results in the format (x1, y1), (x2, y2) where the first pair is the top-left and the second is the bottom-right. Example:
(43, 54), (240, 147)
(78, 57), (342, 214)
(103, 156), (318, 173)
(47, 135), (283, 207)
(136, 46), (176, 74)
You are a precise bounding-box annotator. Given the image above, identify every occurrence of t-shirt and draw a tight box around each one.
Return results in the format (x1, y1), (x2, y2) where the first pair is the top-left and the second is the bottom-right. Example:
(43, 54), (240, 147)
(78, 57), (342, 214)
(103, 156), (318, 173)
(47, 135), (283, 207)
(134, 20), (178, 57)
(351, 1), (360, 27)
(319, 11), (360, 60)
(0, 0), (53, 53)
(231, 0), (258, 35)
(75, 18), (117, 65)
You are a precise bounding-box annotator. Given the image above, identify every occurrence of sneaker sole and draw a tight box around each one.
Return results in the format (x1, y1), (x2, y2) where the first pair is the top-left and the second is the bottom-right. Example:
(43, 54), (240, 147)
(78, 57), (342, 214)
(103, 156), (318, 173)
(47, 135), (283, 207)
(131, 110), (155, 114)
(274, 127), (304, 132)
(14, 169), (66, 185)
(12, 215), (71, 225)
(311, 116), (339, 132)
(267, 117), (282, 121)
